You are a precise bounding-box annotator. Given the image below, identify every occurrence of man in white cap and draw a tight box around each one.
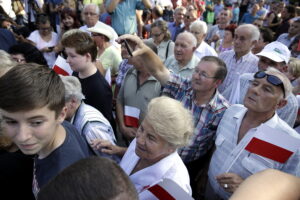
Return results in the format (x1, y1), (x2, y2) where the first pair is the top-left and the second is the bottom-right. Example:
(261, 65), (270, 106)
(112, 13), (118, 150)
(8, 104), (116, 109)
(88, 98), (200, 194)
(88, 23), (122, 77)
(223, 41), (298, 127)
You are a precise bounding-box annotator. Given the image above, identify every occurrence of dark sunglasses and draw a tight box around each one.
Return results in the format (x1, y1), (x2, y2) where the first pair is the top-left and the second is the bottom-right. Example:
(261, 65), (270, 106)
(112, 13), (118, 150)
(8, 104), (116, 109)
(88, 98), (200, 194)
(254, 71), (285, 98)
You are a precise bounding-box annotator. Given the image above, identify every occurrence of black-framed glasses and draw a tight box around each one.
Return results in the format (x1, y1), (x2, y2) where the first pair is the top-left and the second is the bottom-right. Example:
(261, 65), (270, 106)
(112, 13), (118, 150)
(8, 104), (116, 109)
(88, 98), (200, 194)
(254, 71), (285, 98)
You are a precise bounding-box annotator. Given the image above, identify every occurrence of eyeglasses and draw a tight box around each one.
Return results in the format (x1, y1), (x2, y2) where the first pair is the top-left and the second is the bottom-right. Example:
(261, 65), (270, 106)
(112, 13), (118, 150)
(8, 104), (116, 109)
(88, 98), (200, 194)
(83, 12), (97, 16)
(151, 32), (163, 38)
(254, 71), (285, 98)
(194, 70), (217, 79)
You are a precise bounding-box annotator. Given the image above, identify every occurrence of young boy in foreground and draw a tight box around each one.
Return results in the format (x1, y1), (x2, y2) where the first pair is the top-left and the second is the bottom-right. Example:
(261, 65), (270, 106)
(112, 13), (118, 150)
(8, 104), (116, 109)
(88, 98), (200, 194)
(0, 63), (92, 198)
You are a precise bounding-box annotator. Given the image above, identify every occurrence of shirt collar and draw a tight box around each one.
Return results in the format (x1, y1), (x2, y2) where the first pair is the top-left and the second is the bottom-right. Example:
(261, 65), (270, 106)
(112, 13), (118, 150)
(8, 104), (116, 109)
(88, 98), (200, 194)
(233, 106), (279, 129)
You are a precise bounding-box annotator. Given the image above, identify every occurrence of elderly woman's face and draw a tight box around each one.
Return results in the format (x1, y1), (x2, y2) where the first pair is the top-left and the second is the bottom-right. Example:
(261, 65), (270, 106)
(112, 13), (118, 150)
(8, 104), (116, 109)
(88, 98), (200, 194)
(135, 119), (174, 164)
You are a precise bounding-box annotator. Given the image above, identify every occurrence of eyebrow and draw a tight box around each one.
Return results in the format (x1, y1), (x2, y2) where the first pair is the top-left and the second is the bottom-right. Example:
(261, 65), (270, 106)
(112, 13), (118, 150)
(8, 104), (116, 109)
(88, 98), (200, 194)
(2, 115), (46, 120)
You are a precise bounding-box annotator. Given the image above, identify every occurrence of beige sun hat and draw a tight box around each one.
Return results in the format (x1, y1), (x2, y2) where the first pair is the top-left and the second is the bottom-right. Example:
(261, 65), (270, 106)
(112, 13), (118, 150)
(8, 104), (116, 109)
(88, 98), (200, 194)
(87, 23), (113, 40)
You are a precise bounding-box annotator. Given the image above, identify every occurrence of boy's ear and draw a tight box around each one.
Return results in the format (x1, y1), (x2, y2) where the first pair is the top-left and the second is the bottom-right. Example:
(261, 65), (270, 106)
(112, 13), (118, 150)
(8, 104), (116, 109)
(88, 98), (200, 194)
(85, 52), (92, 62)
(57, 106), (67, 123)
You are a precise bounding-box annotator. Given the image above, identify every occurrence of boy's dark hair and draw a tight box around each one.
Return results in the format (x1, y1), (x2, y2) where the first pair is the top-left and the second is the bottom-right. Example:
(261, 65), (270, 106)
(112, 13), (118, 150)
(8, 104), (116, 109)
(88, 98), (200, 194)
(0, 63), (65, 117)
(61, 30), (97, 62)
(38, 156), (138, 200)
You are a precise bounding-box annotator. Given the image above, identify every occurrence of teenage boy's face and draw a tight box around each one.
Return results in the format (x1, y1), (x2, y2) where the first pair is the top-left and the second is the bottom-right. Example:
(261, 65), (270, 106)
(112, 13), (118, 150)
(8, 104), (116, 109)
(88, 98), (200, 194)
(65, 47), (89, 73)
(0, 105), (65, 157)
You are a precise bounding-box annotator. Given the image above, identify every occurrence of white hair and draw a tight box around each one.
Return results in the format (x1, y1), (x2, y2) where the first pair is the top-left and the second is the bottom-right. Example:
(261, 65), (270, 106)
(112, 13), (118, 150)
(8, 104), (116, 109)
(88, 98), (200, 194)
(83, 3), (100, 15)
(190, 20), (208, 34)
(0, 50), (16, 77)
(59, 75), (85, 102)
(236, 24), (260, 41)
(145, 96), (194, 148)
(177, 31), (197, 47)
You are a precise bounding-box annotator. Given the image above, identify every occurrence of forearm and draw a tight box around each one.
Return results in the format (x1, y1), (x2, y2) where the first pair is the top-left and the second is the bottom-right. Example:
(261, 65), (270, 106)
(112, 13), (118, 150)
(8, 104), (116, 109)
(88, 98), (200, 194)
(140, 45), (170, 85)
(106, 0), (120, 13)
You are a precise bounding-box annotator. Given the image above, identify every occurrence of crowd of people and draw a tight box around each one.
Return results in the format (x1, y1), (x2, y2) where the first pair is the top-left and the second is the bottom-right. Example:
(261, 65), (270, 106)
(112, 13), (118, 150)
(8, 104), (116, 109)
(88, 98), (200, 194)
(1, 0), (300, 200)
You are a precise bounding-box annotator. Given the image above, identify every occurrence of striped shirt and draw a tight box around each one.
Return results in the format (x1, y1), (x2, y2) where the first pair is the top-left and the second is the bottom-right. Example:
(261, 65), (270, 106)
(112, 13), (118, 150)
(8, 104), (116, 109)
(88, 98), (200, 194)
(218, 50), (259, 93)
(163, 73), (230, 163)
(207, 104), (300, 199)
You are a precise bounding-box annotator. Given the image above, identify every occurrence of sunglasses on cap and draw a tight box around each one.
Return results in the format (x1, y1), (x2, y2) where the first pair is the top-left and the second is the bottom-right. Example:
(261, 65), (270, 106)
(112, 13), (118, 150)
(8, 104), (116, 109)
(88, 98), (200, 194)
(254, 71), (285, 98)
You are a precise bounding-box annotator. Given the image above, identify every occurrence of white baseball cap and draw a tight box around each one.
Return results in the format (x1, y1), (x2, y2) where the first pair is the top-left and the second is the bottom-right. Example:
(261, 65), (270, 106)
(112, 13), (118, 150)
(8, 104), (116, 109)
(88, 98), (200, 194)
(256, 41), (291, 64)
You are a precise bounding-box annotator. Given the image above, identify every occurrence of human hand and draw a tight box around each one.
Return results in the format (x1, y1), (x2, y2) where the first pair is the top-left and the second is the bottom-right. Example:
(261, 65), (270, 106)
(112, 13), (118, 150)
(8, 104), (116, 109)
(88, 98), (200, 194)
(117, 34), (149, 57)
(41, 46), (54, 53)
(216, 173), (244, 193)
(91, 139), (124, 155)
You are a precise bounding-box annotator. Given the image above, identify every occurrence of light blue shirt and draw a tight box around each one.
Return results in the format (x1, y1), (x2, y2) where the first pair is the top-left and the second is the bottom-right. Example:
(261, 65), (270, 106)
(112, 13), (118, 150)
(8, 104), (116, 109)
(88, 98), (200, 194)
(105, 0), (145, 35)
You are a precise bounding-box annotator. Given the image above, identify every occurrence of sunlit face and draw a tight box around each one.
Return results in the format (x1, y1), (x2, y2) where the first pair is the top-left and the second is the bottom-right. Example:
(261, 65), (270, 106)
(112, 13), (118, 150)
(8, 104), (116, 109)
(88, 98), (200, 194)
(184, 11), (197, 29)
(62, 15), (75, 28)
(174, 34), (195, 65)
(65, 47), (89, 73)
(219, 10), (231, 24)
(0, 105), (65, 157)
(190, 27), (205, 45)
(244, 77), (284, 114)
(82, 6), (99, 27)
(174, 9), (185, 24)
(11, 53), (26, 64)
(38, 22), (52, 36)
(234, 27), (256, 55)
(135, 119), (174, 164)
(192, 61), (219, 93)
(151, 26), (164, 44)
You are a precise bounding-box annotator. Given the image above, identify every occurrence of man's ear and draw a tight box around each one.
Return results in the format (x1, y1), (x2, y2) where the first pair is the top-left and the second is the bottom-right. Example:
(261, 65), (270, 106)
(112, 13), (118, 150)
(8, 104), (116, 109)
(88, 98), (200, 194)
(251, 40), (258, 47)
(276, 99), (287, 110)
(215, 79), (223, 87)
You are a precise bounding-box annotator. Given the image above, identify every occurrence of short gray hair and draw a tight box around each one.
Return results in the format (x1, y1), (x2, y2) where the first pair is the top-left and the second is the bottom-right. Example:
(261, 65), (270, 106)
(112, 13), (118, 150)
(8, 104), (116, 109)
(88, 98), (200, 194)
(59, 75), (85, 102)
(237, 24), (260, 41)
(145, 96), (194, 148)
(177, 31), (197, 47)
(83, 3), (100, 15)
(0, 50), (16, 77)
(265, 67), (292, 99)
(190, 20), (208, 34)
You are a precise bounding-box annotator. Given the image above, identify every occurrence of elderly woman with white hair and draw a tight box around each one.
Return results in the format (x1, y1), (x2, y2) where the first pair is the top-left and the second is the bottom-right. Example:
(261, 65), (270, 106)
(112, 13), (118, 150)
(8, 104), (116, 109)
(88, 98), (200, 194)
(189, 20), (218, 60)
(59, 75), (118, 161)
(92, 96), (194, 199)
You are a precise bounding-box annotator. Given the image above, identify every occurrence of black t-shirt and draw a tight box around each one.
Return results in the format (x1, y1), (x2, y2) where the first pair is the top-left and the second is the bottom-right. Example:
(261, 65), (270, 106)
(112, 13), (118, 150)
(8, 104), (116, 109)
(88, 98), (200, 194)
(0, 149), (34, 199)
(73, 71), (114, 128)
(34, 121), (92, 192)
